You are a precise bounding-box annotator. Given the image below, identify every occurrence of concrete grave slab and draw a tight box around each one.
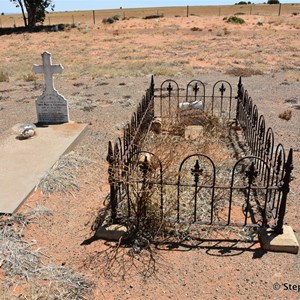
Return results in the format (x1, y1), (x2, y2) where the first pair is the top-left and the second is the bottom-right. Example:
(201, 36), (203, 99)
(0, 122), (88, 214)
(259, 225), (299, 254)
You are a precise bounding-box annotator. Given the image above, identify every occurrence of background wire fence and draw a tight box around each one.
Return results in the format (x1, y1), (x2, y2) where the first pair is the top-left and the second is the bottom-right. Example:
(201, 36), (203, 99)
(1, 4), (299, 28)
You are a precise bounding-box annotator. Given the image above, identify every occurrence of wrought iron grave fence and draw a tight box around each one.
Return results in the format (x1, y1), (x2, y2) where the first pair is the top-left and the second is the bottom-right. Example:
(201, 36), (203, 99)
(106, 76), (293, 234)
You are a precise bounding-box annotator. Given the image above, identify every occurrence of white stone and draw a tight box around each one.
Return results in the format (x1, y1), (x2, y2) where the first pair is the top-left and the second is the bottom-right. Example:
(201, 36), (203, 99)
(33, 52), (69, 124)
(179, 100), (203, 110)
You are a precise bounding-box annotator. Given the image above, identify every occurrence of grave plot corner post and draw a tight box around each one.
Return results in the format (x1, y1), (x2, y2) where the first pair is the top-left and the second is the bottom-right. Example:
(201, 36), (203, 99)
(274, 148), (293, 234)
(235, 76), (243, 126)
(150, 75), (155, 96)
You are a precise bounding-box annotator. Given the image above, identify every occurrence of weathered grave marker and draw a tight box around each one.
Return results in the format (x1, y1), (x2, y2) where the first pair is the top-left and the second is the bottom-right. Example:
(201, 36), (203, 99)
(33, 51), (69, 124)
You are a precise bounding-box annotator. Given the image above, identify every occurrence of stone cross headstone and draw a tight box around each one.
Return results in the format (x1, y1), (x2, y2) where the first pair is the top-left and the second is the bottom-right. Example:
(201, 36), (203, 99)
(33, 52), (69, 124)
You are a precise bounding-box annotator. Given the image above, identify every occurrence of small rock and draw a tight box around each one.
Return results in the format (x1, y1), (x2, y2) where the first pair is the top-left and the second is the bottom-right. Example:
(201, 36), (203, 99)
(116, 123), (125, 130)
(95, 224), (128, 241)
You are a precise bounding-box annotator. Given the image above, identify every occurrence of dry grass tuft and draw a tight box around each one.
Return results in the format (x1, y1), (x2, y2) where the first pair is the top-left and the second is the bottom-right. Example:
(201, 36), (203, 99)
(0, 71), (9, 82)
(23, 73), (38, 82)
(0, 207), (92, 299)
(278, 109), (292, 121)
(225, 67), (264, 77)
(190, 27), (203, 31)
(37, 151), (94, 196)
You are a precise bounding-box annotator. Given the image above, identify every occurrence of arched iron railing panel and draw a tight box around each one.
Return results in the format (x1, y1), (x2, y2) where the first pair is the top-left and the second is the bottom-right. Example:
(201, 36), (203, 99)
(212, 80), (233, 118)
(228, 156), (270, 227)
(177, 154), (216, 224)
(186, 80), (206, 106)
(159, 79), (180, 119)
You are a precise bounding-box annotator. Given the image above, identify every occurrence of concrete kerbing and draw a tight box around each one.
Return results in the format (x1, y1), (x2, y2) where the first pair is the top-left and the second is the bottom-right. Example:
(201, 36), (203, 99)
(259, 225), (299, 254)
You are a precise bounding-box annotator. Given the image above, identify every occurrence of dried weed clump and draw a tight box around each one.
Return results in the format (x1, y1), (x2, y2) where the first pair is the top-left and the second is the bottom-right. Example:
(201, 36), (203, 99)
(112, 111), (237, 245)
(225, 67), (264, 77)
(37, 151), (94, 196)
(0, 208), (92, 299)
(23, 72), (38, 82)
(102, 15), (120, 24)
(278, 109), (292, 121)
(225, 16), (246, 24)
(0, 71), (9, 82)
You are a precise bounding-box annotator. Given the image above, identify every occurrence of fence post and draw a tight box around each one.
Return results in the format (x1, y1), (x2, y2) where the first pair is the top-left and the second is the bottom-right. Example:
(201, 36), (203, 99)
(107, 141), (117, 223)
(187, 5), (189, 17)
(278, 3), (282, 17)
(150, 75), (155, 96)
(235, 77), (242, 126)
(93, 10), (96, 24)
(274, 148), (293, 234)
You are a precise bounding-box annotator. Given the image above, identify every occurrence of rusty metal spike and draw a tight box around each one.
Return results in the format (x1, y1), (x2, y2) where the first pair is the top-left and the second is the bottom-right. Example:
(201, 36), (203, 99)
(245, 161), (258, 186)
(107, 141), (114, 163)
(167, 82), (173, 94)
(219, 83), (226, 95)
(191, 160), (203, 183)
(139, 155), (150, 177)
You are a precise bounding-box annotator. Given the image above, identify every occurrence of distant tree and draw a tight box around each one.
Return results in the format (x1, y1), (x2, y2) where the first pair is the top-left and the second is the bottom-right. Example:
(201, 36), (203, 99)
(267, 0), (280, 3)
(9, 0), (54, 28)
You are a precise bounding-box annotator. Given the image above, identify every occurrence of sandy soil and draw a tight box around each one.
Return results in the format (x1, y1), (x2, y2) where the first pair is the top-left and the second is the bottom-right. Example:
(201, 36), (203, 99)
(0, 15), (299, 299)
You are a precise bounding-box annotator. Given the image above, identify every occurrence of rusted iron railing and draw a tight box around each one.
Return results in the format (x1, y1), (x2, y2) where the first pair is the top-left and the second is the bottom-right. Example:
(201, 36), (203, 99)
(106, 76), (293, 233)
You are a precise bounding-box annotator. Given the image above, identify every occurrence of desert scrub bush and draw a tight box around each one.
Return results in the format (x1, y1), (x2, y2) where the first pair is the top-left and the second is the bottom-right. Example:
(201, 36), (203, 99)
(235, 1), (252, 4)
(143, 14), (164, 19)
(278, 109), (292, 121)
(190, 27), (203, 31)
(102, 17), (114, 24)
(226, 16), (245, 24)
(102, 15), (120, 24)
(0, 71), (9, 82)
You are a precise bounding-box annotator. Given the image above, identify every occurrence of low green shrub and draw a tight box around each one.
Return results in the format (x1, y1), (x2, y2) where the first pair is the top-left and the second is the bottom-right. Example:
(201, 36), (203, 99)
(226, 16), (245, 24)
(102, 15), (120, 24)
